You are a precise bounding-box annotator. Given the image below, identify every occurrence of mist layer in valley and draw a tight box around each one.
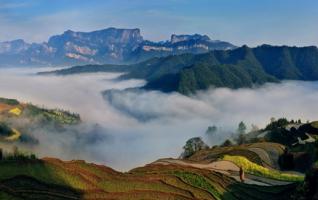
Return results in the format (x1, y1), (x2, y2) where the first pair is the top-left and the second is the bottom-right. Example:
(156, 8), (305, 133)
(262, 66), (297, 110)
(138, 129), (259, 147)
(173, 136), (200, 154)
(0, 67), (318, 170)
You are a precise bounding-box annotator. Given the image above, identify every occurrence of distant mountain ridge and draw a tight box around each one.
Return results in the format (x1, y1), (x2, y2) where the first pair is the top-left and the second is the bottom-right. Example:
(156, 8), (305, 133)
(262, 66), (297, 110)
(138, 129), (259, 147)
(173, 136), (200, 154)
(0, 28), (236, 67)
(43, 45), (318, 95)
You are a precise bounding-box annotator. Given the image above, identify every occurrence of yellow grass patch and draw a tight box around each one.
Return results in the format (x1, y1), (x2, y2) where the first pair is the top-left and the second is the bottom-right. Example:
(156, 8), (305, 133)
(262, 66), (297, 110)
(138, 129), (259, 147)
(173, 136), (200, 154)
(9, 108), (22, 116)
(222, 155), (304, 181)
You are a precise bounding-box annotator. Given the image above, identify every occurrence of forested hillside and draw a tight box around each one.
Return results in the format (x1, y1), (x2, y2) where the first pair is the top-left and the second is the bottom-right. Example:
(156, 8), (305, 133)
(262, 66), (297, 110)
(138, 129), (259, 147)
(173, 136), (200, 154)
(43, 45), (318, 95)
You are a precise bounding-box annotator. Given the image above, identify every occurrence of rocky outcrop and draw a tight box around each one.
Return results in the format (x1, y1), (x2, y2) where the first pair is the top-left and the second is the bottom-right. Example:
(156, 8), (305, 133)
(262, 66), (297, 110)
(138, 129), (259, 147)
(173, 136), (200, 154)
(0, 28), (236, 67)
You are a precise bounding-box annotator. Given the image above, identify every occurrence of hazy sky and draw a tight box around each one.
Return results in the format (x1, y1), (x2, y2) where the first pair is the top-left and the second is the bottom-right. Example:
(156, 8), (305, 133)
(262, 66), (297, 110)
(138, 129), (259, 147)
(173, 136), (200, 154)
(0, 0), (317, 47)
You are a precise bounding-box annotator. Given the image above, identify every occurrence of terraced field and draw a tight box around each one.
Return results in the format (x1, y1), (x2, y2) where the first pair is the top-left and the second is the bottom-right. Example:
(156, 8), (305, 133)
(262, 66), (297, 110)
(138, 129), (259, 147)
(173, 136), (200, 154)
(0, 103), (14, 114)
(0, 97), (81, 144)
(188, 142), (285, 170)
(222, 155), (303, 182)
(152, 157), (303, 185)
(0, 157), (301, 200)
(247, 143), (285, 169)
(0, 97), (80, 126)
(0, 98), (308, 199)
(310, 121), (318, 129)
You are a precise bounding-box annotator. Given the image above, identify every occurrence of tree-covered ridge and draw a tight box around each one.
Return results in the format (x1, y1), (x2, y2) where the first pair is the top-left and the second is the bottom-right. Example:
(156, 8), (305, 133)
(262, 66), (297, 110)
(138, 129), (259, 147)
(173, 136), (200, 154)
(143, 45), (318, 94)
(44, 45), (318, 95)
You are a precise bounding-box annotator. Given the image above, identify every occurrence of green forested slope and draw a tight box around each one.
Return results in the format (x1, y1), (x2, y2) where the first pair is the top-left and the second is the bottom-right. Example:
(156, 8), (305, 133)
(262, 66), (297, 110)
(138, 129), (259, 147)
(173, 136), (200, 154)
(43, 45), (318, 95)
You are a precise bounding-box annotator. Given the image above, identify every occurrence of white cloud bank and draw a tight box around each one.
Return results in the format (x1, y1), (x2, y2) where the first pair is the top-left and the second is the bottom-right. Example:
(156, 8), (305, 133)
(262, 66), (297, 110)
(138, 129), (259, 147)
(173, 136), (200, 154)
(0, 67), (318, 170)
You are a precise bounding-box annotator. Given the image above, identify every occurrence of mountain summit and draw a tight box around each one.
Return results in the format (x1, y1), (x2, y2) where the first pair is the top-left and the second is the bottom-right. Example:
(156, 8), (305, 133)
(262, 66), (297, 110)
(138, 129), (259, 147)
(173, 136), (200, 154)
(0, 28), (236, 67)
(170, 34), (211, 44)
(47, 28), (144, 64)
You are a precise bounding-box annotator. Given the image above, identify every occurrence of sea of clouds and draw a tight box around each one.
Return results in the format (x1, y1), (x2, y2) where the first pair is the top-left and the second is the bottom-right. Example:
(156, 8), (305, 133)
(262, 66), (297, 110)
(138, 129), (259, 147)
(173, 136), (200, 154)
(0, 67), (318, 170)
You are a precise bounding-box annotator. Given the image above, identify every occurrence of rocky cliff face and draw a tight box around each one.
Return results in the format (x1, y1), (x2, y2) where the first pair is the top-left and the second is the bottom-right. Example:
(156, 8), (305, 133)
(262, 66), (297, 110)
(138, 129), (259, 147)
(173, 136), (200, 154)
(0, 28), (236, 67)
(129, 33), (236, 62)
(47, 28), (143, 64)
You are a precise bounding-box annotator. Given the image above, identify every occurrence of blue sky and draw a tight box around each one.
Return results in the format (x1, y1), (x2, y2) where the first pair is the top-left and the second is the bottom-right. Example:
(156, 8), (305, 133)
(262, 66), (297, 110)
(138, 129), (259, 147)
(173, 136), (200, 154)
(0, 0), (317, 46)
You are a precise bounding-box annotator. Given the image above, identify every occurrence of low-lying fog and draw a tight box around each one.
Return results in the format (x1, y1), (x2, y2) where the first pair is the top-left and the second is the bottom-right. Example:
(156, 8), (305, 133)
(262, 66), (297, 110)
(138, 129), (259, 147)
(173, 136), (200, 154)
(0, 67), (318, 171)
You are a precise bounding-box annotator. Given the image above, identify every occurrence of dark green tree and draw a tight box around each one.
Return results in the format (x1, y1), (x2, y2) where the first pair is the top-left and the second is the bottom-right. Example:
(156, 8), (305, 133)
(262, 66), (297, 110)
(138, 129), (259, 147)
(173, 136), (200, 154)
(221, 139), (233, 147)
(180, 137), (209, 159)
(206, 125), (217, 135)
(236, 133), (247, 145)
(265, 118), (289, 130)
(237, 121), (247, 135)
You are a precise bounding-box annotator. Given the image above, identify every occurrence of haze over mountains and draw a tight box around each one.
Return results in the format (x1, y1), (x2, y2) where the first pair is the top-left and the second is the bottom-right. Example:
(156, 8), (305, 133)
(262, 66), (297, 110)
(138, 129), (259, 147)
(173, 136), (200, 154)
(0, 27), (236, 67)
